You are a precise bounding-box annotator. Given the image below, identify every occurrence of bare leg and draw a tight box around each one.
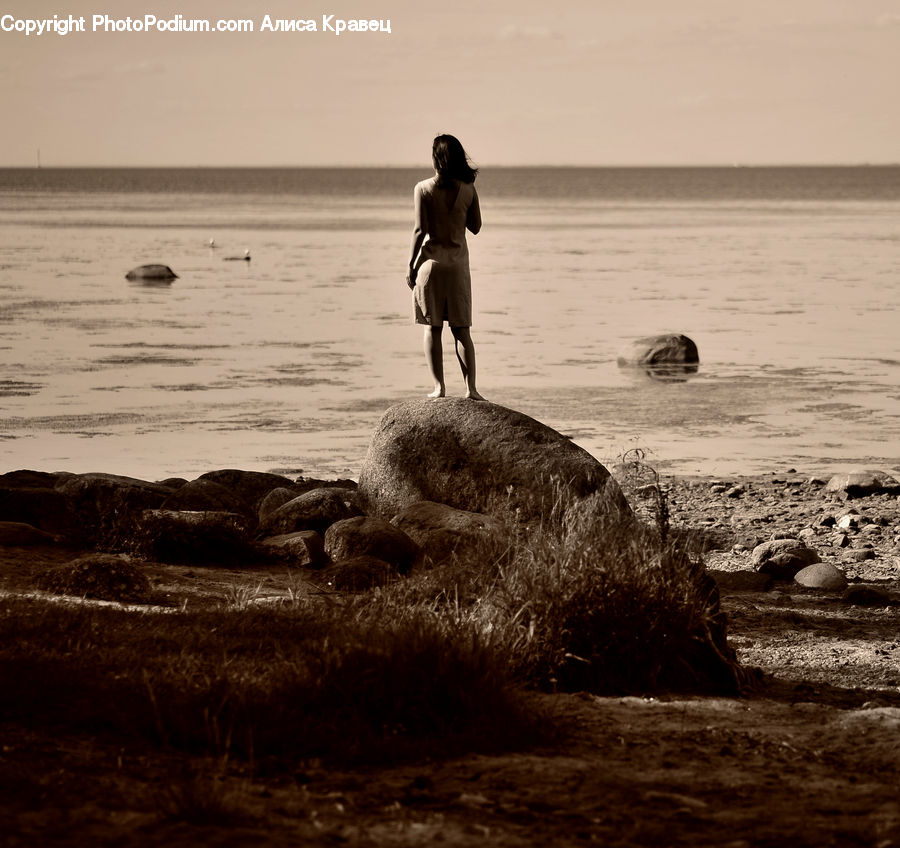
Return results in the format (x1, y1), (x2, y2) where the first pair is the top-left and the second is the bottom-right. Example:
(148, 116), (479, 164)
(450, 326), (485, 400)
(424, 325), (445, 397)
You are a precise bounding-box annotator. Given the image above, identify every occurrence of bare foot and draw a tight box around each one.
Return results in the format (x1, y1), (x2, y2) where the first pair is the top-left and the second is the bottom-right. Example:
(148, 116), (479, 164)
(428, 386), (445, 398)
(465, 390), (486, 401)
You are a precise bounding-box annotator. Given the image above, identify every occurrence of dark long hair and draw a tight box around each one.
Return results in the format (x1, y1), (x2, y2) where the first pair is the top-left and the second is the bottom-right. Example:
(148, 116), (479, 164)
(432, 134), (478, 185)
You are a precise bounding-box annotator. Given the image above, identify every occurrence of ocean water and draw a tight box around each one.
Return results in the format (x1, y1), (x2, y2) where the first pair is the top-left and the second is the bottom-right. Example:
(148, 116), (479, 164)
(1, 166), (899, 481)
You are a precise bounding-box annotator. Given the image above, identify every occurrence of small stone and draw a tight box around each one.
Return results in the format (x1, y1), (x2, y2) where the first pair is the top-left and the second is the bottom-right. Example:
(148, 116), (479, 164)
(751, 538), (820, 569)
(830, 533), (851, 548)
(710, 484), (727, 494)
(726, 486), (746, 498)
(797, 528), (818, 543)
(261, 531), (326, 567)
(842, 549), (876, 562)
(794, 562), (848, 591)
(816, 515), (836, 528)
(759, 553), (808, 581)
(837, 514), (861, 530)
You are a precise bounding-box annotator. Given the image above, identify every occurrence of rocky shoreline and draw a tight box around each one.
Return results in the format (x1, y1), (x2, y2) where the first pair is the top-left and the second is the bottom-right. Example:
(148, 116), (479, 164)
(2, 462), (898, 601)
(661, 468), (900, 590)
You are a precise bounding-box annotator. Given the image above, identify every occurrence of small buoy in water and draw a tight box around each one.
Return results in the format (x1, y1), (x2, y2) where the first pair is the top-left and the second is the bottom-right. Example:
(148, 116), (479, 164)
(125, 264), (178, 281)
(224, 248), (251, 262)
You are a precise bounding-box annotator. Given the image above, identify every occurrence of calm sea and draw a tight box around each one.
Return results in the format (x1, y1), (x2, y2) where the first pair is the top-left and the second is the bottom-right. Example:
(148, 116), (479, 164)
(1, 166), (898, 480)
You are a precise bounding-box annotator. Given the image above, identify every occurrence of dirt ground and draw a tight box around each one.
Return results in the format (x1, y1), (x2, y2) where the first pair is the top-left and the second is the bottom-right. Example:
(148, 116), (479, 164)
(2, 471), (899, 847)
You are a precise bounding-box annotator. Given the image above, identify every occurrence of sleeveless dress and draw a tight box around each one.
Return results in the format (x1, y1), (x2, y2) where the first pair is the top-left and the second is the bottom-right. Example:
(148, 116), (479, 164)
(411, 177), (479, 327)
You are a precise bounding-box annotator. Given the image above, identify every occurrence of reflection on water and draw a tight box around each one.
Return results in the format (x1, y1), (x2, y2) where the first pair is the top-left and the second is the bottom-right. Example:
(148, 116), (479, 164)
(635, 363), (700, 383)
(126, 278), (176, 289)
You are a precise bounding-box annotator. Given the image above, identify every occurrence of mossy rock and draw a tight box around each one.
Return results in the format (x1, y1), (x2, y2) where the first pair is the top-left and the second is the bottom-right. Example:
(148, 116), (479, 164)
(35, 554), (152, 603)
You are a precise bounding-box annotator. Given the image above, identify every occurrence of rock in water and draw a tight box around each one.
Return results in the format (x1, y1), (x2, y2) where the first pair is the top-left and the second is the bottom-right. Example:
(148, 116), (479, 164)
(617, 334), (699, 380)
(125, 264), (178, 280)
(357, 398), (631, 529)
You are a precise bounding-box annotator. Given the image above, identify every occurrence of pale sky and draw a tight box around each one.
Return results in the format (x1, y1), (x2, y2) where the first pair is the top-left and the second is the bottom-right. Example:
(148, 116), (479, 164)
(1, 0), (898, 166)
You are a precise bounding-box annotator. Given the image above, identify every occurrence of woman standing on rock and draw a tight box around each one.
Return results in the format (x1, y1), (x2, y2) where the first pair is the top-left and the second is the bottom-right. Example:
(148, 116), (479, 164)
(406, 134), (484, 400)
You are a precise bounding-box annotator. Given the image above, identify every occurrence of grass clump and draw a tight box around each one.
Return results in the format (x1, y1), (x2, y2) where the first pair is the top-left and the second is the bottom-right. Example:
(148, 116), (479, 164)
(483, 526), (737, 693)
(0, 596), (540, 766)
(366, 476), (744, 696)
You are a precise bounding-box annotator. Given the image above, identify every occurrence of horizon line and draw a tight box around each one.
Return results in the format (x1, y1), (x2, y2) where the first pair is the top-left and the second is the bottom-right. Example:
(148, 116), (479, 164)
(3, 161), (899, 170)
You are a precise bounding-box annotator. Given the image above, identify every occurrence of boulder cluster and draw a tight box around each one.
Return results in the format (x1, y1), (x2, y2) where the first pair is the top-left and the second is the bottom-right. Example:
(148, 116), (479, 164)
(0, 399), (634, 596)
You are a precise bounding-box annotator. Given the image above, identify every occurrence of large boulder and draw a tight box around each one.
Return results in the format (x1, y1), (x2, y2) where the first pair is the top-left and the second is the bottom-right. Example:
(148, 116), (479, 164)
(55, 473), (176, 546)
(390, 501), (507, 568)
(0, 470), (71, 489)
(358, 399), (631, 531)
(160, 479), (250, 518)
(195, 469), (301, 510)
(0, 485), (77, 538)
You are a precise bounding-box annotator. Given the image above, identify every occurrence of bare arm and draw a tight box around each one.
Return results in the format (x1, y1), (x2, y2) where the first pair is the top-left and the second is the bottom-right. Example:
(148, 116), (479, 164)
(407, 185), (427, 288)
(466, 186), (482, 235)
